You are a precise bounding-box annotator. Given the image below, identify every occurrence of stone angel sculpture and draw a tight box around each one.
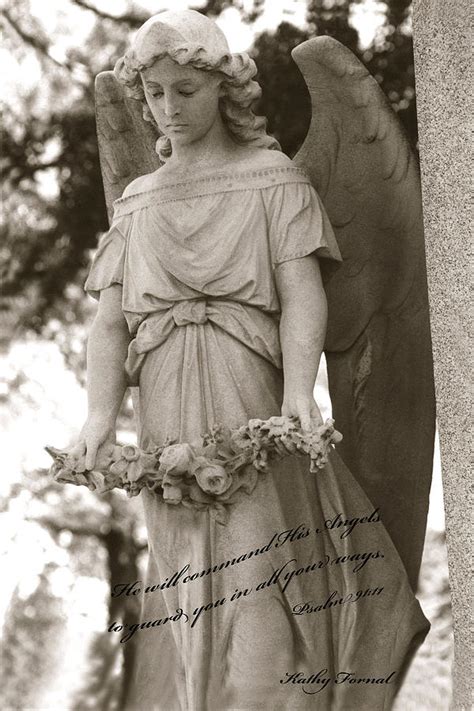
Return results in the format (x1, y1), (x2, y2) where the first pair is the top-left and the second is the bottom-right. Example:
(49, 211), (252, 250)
(54, 10), (435, 710)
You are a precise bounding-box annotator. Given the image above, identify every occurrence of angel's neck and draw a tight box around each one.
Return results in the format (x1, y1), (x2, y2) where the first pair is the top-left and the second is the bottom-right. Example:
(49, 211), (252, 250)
(166, 119), (239, 171)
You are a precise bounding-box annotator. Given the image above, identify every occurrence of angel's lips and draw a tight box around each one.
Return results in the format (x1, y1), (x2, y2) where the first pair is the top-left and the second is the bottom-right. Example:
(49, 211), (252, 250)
(166, 124), (188, 130)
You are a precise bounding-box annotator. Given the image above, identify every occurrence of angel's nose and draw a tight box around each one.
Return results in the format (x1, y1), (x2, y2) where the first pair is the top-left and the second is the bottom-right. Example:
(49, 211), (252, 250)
(164, 93), (181, 117)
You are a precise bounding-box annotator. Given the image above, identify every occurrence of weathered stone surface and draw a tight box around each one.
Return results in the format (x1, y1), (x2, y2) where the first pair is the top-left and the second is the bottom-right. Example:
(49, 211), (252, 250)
(413, 1), (472, 708)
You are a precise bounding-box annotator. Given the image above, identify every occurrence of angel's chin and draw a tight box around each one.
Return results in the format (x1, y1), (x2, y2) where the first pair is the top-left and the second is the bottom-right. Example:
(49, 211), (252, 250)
(166, 130), (192, 143)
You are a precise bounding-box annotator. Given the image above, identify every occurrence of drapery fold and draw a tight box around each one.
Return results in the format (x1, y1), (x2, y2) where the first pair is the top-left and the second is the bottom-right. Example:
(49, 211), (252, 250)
(125, 298), (282, 385)
(124, 317), (430, 710)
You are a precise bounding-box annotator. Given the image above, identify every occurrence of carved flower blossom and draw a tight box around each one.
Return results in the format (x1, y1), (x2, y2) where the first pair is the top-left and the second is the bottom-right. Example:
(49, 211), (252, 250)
(121, 445), (140, 462)
(108, 445), (156, 483)
(192, 458), (233, 495)
(158, 443), (195, 478)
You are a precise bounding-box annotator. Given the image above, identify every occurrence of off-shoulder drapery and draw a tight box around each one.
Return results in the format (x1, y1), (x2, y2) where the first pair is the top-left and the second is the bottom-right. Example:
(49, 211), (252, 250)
(85, 167), (342, 386)
(84, 163), (428, 711)
(85, 167), (341, 314)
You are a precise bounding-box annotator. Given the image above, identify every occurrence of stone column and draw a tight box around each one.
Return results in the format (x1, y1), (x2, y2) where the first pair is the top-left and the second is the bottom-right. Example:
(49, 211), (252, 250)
(412, 2), (472, 708)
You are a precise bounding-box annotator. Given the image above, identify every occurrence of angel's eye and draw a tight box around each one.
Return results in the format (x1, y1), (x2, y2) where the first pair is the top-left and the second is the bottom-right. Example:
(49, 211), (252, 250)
(179, 90), (196, 97)
(145, 85), (163, 98)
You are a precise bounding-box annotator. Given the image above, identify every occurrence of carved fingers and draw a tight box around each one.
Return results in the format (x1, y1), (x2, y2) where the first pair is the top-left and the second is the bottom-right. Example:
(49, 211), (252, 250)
(281, 395), (323, 433)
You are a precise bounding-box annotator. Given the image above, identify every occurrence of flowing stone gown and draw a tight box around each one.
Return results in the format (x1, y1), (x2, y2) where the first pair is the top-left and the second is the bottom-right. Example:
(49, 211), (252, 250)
(85, 154), (429, 710)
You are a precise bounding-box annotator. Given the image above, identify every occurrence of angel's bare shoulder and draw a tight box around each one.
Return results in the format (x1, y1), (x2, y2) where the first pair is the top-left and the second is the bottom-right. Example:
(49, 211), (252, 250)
(231, 147), (295, 171)
(119, 149), (296, 197)
(121, 170), (161, 198)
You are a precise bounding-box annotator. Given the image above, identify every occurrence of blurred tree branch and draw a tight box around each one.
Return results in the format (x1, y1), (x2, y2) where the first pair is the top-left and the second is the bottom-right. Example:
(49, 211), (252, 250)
(193, 0), (264, 22)
(1, 8), (93, 97)
(70, 0), (265, 25)
(70, 0), (149, 27)
(32, 512), (147, 551)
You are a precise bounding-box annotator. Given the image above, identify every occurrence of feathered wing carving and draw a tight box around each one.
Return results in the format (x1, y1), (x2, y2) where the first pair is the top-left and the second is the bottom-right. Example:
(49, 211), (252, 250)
(95, 71), (161, 433)
(292, 37), (435, 588)
(95, 71), (161, 222)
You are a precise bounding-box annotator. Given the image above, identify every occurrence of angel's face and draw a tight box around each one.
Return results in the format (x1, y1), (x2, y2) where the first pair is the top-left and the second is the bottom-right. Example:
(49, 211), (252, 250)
(141, 57), (223, 147)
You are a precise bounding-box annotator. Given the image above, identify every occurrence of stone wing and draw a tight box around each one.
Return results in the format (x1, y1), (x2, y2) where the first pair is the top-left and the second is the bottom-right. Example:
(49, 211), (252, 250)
(95, 71), (161, 222)
(292, 36), (435, 588)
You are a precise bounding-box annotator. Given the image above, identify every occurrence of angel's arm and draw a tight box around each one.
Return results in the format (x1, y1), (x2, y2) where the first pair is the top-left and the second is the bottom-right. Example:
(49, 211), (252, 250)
(80, 284), (130, 468)
(275, 255), (327, 430)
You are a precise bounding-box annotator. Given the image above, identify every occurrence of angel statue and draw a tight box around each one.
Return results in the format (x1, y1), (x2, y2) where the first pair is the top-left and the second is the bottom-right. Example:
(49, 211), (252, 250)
(53, 8), (435, 710)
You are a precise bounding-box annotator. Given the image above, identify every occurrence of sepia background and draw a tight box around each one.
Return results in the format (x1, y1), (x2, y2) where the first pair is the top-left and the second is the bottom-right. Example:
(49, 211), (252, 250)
(0, 1), (453, 709)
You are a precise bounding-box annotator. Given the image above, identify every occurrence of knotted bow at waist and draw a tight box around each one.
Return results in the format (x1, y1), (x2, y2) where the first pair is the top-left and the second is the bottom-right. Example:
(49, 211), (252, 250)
(125, 299), (282, 385)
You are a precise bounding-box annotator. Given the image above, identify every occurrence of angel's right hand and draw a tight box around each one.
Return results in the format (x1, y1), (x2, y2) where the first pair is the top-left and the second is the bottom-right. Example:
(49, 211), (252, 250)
(77, 415), (117, 470)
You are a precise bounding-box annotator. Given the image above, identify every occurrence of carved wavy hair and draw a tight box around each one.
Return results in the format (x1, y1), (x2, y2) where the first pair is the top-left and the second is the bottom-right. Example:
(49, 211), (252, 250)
(114, 44), (280, 161)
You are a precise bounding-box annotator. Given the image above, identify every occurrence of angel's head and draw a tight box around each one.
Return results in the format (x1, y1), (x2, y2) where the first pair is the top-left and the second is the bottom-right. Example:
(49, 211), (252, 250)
(114, 10), (279, 160)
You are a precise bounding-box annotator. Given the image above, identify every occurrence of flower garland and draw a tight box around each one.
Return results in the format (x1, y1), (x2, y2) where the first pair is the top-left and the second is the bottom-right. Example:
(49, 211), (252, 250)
(46, 417), (342, 523)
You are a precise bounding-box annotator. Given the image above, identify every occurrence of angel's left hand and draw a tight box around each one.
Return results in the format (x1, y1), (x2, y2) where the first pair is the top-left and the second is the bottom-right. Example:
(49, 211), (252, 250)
(281, 393), (323, 432)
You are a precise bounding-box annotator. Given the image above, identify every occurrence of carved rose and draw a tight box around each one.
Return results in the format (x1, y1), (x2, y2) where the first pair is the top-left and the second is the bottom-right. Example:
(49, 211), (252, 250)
(121, 444), (140, 462)
(158, 443), (194, 476)
(194, 462), (233, 495)
(108, 445), (151, 483)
